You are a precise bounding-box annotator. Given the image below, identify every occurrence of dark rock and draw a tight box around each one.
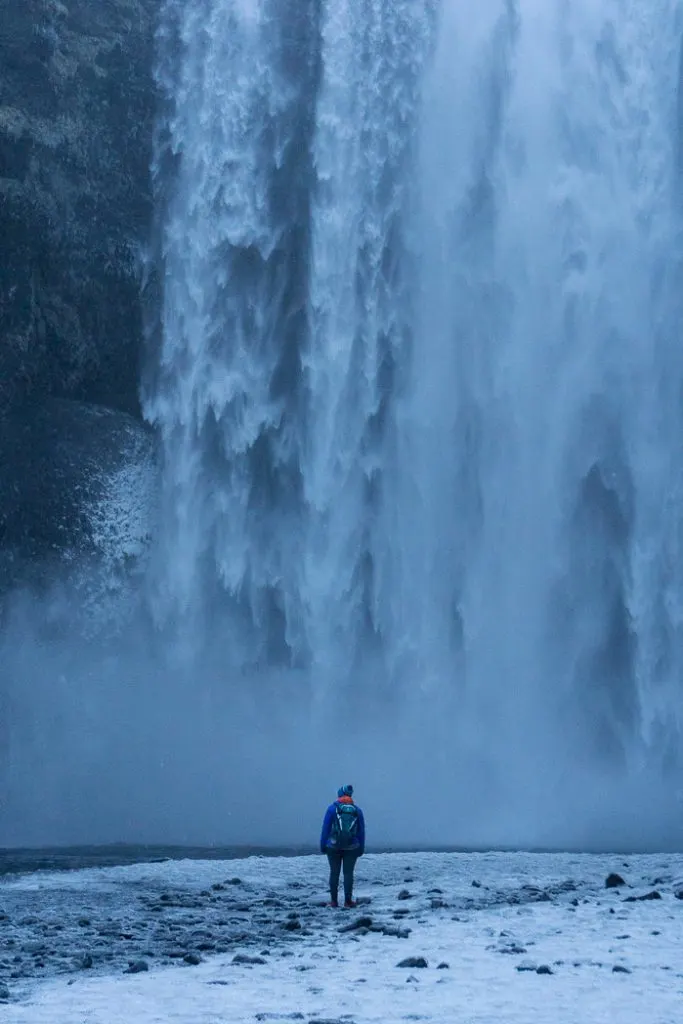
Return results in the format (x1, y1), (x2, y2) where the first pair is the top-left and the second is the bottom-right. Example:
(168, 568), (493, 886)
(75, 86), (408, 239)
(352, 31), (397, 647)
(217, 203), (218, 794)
(436, 962), (450, 970)
(232, 954), (267, 966)
(397, 890), (413, 901)
(22, 942), (46, 954)
(606, 873), (626, 889)
(283, 919), (301, 932)
(471, 880), (482, 888)
(339, 916), (373, 933)
(225, 878), (243, 885)
(0, 983), (10, 1001)
(183, 953), (202, 966)
(623, 891), (661, 903)
(536, 965), (553, 975)
(380, 926), (411, 939)
(254, 1016), (305, 1022)
(675, 891), (683, 901)
(124, 960), (149, 974)
(211, 883), (225, 892)
(397, 957), (428, 969)
(77, 918), (91, 927)
(405, 975), (420, 983)
(81, 953), (93, 969)
(613, 965), (631, 974)
(0, 0), (159, 418)
(0, 398), (157, 592)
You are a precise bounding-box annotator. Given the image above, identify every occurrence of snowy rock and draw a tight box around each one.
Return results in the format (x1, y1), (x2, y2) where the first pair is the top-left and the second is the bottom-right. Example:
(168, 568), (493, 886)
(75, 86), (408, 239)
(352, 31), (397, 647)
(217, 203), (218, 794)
(0, 399), (158, 618)
(605, 873), (626, 888)
(516, 960), (538, 972)
(380, 925), (411, 938)
(124, 960), (149, 974)
(397, 956), (428, 968)
(232, 954), (267, 966)
(309, 1019), (355, 1024)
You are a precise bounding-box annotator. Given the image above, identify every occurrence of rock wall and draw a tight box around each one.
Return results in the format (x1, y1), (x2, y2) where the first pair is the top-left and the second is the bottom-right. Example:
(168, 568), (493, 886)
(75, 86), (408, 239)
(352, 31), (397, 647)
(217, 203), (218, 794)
(0, 0), (160, 417)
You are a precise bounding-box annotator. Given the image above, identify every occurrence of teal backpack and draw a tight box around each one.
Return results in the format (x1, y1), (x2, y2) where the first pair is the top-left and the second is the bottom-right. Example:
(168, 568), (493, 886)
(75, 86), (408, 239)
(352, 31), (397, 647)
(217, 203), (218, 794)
(331, 801), (359, 849)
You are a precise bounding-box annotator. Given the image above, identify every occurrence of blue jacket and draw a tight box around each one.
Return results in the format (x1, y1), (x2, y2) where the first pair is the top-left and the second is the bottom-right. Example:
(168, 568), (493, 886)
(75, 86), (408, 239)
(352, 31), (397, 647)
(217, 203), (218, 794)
(320, 800), (365, 855)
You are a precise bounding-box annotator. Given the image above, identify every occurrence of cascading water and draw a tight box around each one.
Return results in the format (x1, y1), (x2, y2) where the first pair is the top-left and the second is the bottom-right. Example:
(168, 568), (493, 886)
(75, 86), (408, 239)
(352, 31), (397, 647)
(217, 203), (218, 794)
(145, 0), (683, 844)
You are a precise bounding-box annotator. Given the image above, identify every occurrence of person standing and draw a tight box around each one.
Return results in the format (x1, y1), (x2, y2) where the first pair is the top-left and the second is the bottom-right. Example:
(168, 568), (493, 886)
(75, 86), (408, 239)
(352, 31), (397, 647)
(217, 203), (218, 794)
(320, 785), (365, 907)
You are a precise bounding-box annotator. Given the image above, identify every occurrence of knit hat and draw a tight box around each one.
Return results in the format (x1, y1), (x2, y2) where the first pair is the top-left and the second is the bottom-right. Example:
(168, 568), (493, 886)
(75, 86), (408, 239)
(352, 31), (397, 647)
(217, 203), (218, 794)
(337, 784), (354, 798)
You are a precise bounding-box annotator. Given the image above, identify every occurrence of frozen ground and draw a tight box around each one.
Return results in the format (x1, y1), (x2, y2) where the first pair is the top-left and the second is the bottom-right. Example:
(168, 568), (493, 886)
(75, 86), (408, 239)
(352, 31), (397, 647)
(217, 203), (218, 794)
(2, 851), (683, 1022)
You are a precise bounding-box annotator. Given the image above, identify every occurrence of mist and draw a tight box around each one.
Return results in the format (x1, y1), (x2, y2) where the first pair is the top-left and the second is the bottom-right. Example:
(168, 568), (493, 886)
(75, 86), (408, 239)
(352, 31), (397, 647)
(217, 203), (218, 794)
(2, 571), (682, 853)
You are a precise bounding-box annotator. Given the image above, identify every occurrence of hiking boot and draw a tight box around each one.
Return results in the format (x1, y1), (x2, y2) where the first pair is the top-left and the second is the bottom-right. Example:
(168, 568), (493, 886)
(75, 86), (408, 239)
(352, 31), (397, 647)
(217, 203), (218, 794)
(328, 900), (339, 908)
(343, 899), (357, 908)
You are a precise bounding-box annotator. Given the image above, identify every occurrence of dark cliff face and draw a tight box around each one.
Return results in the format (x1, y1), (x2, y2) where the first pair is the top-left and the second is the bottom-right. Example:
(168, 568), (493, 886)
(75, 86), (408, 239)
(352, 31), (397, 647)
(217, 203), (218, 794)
(0, 0), (160, 417)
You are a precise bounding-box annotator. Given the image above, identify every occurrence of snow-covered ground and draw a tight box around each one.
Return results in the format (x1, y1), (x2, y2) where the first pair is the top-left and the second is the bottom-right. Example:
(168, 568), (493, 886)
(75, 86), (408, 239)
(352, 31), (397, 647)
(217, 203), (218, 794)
(2, 851), (683, 1022)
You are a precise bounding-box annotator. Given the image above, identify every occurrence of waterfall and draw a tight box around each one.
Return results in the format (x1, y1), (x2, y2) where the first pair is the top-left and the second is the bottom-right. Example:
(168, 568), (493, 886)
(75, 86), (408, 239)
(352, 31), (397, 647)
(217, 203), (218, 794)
(145, 0), (683, 838)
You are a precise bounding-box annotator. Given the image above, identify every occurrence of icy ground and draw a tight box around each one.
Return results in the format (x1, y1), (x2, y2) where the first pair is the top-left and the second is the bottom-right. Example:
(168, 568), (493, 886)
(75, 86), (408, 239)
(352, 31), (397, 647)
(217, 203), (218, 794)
(2, 851), (683, 1022)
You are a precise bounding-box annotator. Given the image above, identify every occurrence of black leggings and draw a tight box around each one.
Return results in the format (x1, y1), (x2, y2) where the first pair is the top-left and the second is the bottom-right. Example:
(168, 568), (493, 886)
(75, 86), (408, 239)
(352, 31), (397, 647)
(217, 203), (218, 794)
(327, 850), (358, 902)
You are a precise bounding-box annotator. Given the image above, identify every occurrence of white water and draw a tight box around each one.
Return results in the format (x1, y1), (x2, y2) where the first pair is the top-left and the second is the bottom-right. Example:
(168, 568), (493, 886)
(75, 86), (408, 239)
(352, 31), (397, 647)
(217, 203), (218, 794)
(143, 0), (683, 842)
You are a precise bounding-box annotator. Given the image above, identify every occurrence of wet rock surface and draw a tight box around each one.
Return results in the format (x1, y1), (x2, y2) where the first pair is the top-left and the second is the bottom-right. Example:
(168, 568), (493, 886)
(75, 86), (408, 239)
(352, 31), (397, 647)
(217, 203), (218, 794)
(0, 398), (156, 571)
(0, 0), (160, 418)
